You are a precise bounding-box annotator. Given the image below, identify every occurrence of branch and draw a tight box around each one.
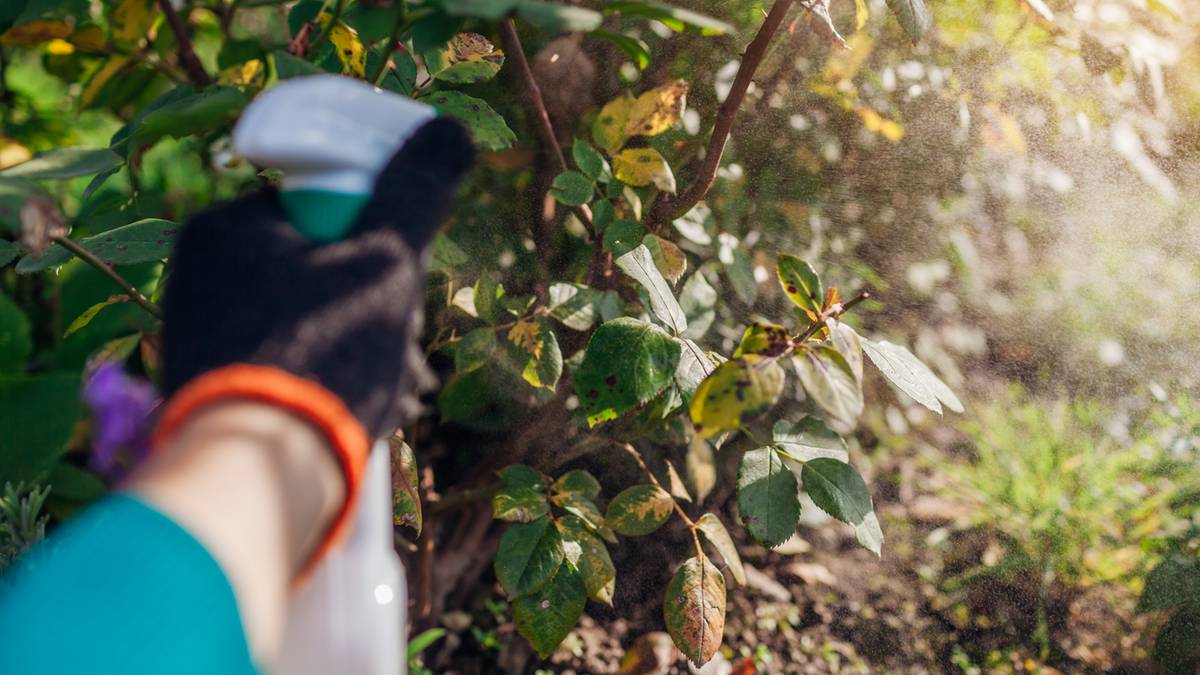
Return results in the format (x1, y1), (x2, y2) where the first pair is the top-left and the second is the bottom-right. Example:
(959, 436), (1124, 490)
(793, 290), (870, 345)
(619, 442), (704, 560)
(52, 235), (163, 319)
(647, 0), (796, 228)
(500, 20), (597, 241)
(157, 0), (213, 86)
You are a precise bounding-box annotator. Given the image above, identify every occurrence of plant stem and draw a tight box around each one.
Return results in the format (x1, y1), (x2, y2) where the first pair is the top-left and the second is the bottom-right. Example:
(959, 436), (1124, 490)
(369, 2), (414, 86)
(157, 0), (213, 86)
(793, 290), (871, 345)
(309, 0), (346, 52)
(647, 0), (796, 228)
(52, 236), (163, 319)
(619, 442), (705, 560)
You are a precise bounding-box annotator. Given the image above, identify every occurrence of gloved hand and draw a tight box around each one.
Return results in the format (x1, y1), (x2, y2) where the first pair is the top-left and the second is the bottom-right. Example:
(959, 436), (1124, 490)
(153, 116), (475, 571)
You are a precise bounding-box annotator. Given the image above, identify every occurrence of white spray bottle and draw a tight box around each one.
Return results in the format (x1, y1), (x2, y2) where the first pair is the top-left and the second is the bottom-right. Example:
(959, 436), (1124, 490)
(233, 74), (437, 675)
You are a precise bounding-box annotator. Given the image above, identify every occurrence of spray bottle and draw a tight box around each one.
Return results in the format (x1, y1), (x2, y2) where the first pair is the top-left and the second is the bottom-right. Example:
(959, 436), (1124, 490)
(232, 74), (437, 675)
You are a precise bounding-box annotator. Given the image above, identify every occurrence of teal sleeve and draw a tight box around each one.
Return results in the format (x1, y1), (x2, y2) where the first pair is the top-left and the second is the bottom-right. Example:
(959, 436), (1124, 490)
(0, 494), (258, 675)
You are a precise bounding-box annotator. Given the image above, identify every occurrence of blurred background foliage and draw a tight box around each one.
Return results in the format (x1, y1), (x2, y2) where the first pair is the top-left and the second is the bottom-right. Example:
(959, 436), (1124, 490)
(2, 0), (1199, 672)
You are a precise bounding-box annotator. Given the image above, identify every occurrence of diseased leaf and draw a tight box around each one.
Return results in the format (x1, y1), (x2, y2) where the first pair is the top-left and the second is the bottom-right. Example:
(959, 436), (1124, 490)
(1, 147), (122, 180)
(733, 322), (791, 358)
(593, 94), (636, 153)
(390, 436), (422, 535)
(793, 347), (863, 431)
(550, 170), (595, 207)
(64, 295), (130, 339)
(606, 483), (674, 536)
(664, 460), (692, 503)
(574, 317), (681, 426)
(425, 32), (505, 84)
(493, 485), (550, 523)
(860, 336), (964, 414)
(553, 469), (602, 500)
(426, 90), (516, 151)
(557, 514), (616, 605)
(513, 561), (587, 658)
(695, 513), (745, 586)
(612, 148), (676, 193)
(495, 518), (565, 598)
(328, 22), (367, 77)
(615, 244), (687, 334)
(17, 219), (179, 274)
(736, 447), (801, 549)
(884, 0), (933, 42)
(772, 417), (849, 463)
(690, 355), (785, 439)
(807, 0), (848, 49)
(623, 79), (688, 138)
(802, 458), (873, 526)
(776, 254), (823, 317)
(643, 234), (687, 285)
(685, 435), (717, 504)
(552, 492), (613, 541)
(506, 318), (562, 390)
(663, 555), (726, 667)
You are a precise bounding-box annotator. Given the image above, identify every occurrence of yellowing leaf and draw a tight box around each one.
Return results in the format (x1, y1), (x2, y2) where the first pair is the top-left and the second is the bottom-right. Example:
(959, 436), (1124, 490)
(593, 94), (636, 153)
(69, 25), (108, 54)
(664, 555), (726, 666)
(111, 0), (158, 49)
(643, 233), (686, 285)
(855, 0), (870, 30)
(733, 322), (791, 358)
(623, 79), (688, 139)
(218, 59), (265, 87)
(0, 139), (32, 170)
(82, 56), (132, 109)
(46, 38), (74, 55)
(857, 107), (904, 142)
(508, 318), (543, 358)
(606, 484), (674, 536)
(690, 355), (786, 439)
(1, 20), (73, 47)
(329, 23), (366, 78)
(613, 148), (676, 193)
(427, 32), (505, 84)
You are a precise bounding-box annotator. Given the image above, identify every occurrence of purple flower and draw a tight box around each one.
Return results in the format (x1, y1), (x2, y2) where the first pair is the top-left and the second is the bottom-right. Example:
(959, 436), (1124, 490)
(83, 363), (157, 479)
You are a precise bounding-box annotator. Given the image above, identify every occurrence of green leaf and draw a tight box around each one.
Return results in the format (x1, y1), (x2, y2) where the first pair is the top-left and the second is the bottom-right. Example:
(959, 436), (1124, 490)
(616, 244), (687, 334)
(776, 254), (823, 317)
(0, 239), (21, 267)
(547, 283), (615, 331)
(551, 491), (613, 541)
(550, 171), (595, 207)
(674, 337), (715, 398)
(884, 0), (933, 42)
(504, 318), (562, 390)
(17, 219), (178, 274)
(517, 1), (603, 32)
(603, 219), (642, 258)
(391, 437), (422, 535)
(643, 234), (687, 285)
(47, 461), (105, 502)
(441, 0), (519, 19)
(793, 346), (863, 431)
(63, 295), (130, 338)
(860, 336), (964, 414)
(0, 292), (32, 373)
(607, 1), (734, 35)
(801, 458), (873, 526)
(455, 327), (498, 373)
(733, 322), (790, 358)
(1152, 608), (1200, 674)
(0, 372), (83, 483)
(425, 90), (516, 152)
(553, 469), (602, 500)
(512, 560), (587, 658)
(612, 147), (676, 193)
(499, 464), (549, 491)
(423, 32), (505, 84)
(495, 518), (565, 598)
(690, 355), (785, 439)
(772, 417), (849, 463)
(663, 555), (726, 667)
(129, 86), (249, 148)
(695, 513), (745, 586)
(1139, 556), (1200, 613)
(736, 447), (800, 549)
(574, 317), (681, 426)
(0, 147), (122, 180)
(557, 514), (616, 605)
(591, 29), (650, 69)
(679, 271), (717, 340)
(605, 483), (673, 536)
(406, 627), (446, 660)
(493, 485), (550, 523)
(591, 199), (615, 233)
(572, 139), (609, 181)
(272, 50), (324, 78)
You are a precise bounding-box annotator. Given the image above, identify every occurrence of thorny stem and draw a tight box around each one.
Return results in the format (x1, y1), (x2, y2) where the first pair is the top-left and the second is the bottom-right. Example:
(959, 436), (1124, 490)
(156, 0), (213, 86)
(52, 236), (163, 319)
(647, 0), (797, 228)
(619, 442), (705, 561)
(792, 290), (871, 346)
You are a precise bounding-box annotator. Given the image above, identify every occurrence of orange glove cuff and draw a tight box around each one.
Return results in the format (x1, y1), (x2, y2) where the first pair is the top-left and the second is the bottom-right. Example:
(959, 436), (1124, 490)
(150, 364), (370, 584)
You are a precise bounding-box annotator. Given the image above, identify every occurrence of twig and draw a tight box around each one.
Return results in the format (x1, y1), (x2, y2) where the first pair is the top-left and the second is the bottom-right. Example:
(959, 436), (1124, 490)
(156, 0), (213, 86)
(52, 235), (163, 319)
(619, 442), (704, 560)
(793, 290), (870, 345)
(647, 0), (796, 228)
(500, 20), (597, 241)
